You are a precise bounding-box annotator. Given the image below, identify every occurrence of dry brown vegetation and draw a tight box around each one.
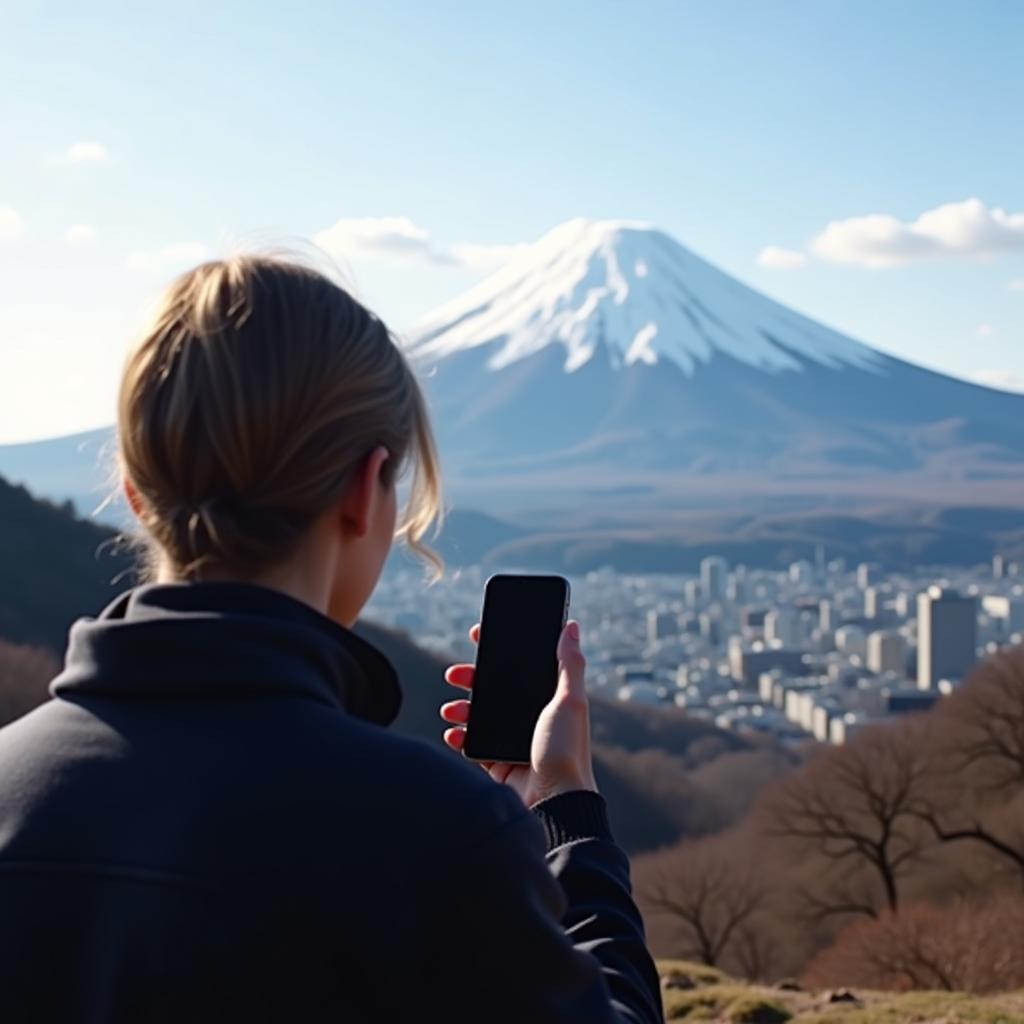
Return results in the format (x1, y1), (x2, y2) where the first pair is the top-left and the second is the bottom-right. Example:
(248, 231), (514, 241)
(803, 899), (1024, 994)
(636, 646), (1024, 993)
(0, 639), (58, 724)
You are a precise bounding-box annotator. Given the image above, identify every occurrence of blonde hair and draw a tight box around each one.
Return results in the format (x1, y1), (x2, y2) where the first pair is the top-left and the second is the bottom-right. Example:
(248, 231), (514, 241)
(115, 253), (443, 583)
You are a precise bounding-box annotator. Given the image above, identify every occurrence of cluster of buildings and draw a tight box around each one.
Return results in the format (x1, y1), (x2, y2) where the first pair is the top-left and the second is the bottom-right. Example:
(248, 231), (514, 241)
(362, 550), (1022, 746)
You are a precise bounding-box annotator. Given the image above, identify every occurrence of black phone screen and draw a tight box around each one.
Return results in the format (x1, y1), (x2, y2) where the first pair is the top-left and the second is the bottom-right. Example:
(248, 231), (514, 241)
(463, 574), (570, 764)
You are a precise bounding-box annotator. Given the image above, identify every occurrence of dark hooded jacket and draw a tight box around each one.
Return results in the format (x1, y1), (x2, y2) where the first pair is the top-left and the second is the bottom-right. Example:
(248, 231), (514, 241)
(0, 581), (662, 1023)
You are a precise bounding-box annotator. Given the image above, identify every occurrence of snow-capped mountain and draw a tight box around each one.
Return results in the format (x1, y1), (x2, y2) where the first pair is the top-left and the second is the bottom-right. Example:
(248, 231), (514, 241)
(405, 218), (1024, 489)
(4, 218), (1024, 527)
(411, 218), (883, 376)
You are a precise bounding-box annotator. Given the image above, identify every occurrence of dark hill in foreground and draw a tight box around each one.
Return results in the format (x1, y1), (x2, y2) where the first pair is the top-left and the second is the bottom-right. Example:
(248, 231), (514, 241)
(0, 474), (137, 650)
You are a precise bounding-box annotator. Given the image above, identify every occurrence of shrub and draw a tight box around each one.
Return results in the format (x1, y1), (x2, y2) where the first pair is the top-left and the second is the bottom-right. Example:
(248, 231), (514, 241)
(0, 638), (58, 727)
(803, 897), (1024, 994)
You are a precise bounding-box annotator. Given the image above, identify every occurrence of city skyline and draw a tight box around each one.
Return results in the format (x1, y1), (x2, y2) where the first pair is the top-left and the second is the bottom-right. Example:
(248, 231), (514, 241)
(365, 548), (1013, 748)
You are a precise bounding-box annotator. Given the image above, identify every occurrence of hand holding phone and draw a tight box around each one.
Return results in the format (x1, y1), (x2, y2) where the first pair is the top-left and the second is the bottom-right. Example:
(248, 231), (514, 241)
(440, 575), (598, 807)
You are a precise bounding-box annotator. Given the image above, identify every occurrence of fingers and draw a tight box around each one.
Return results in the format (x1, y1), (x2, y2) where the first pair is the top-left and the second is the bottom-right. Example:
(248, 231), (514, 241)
(443, 726), (495, 775)
(444, 664), (474, 690)
(439, 699), (470, 725)
(489, 763), (516, 785)
(444, 625), (479, 691)
(555, 619), (587, 701)
(443, 726), (465, 751)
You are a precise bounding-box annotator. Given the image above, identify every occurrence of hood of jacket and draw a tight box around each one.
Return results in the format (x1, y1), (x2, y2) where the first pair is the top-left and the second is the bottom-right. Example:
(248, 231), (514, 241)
(49, 581), (402, 726)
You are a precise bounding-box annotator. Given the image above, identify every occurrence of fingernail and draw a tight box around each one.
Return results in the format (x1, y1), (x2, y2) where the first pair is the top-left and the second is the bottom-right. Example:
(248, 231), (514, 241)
(567, 621), (580, 641)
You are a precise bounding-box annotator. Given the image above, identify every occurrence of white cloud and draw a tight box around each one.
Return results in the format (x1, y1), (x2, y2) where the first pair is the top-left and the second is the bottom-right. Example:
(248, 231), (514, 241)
(314, 215), (524, 271)
(64, 223), (97, 244)
(756, 245), (807, 270)
(973, 368), (1024, 393)
(1010, 278), (1024, 291)
(126, 241), (209, 272)
(811, 198), (1024, 268)
(975, 323), (995, 338)
(61, 141), (110, 164)
(314, 216), (457, 267)
(450, 241), (530, 271)
(0, 204), (24, 241)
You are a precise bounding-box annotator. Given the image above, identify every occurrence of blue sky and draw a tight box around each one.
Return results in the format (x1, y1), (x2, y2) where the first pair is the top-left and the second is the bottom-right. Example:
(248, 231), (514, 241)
(2, 0), (1022, 443)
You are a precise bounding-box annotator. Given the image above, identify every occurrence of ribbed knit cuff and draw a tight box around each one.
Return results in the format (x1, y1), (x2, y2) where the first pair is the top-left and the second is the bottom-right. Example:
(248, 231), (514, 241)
(529, 790), (613, 851)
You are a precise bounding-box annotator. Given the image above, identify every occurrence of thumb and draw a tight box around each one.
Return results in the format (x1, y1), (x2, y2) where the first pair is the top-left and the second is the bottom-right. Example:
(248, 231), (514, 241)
(555, 620), (587, 701)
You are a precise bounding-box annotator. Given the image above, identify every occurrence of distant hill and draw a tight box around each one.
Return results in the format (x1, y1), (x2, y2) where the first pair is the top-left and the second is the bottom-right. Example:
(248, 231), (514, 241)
(415, 503), (1024, 573)
(5, 424), (1024, 572)
(0, 426), (116, 523)
(472, 505), (1022, 573)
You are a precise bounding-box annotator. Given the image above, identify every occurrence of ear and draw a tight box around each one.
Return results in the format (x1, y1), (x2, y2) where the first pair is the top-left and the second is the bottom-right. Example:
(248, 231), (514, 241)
(123, 475), (145, 520)
(339, 446), (391, 538)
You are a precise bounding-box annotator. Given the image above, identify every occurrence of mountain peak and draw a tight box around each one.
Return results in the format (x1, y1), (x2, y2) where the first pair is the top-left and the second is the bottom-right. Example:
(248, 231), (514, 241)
(407, 218), (884, 377)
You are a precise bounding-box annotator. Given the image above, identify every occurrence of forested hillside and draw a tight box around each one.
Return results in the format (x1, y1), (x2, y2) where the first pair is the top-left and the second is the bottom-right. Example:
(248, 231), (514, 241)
(0, 475), (137, 649)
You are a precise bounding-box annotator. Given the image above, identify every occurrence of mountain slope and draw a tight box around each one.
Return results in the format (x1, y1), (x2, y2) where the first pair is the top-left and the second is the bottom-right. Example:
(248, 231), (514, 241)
(0, 426), (119, 524)
(406, 218), (1024, 486)
(7, 218), (1024, 525)
(0, 474), (137, 650)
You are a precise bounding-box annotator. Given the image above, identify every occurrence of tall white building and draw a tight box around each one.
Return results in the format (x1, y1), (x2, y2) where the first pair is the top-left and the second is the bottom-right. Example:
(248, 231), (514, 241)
(789, 560), (814, 588)
(765, 608), (799, 648)
(867, 630), (906, 675)
(982, 595), (1024, 637)
(917, 586), (978, 690)
(646, 608), (678, 644)
(819, 599), (834, 632)
(700, 556), (728, 604)
(835, 624), (867, 661)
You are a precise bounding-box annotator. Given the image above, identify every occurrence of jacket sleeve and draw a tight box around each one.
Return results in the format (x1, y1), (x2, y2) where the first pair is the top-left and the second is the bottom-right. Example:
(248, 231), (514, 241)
(414, 785), (663, 1024)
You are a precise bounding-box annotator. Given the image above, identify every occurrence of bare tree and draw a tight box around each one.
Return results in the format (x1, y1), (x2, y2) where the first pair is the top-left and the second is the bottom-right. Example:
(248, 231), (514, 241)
(730, 922), (779, 983)
(762, 722), (929, 920)
(916, 651), (1024, 878)
(636, 832), (768, 971)
(948, 650), (1024, 792)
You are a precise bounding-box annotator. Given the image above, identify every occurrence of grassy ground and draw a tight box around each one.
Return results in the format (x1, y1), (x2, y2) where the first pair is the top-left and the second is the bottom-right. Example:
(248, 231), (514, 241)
(656, 960), (1024, 1023)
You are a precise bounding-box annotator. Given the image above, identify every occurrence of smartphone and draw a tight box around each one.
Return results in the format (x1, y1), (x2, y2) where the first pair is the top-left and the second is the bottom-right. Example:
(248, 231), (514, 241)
(463, 574), (571, 765)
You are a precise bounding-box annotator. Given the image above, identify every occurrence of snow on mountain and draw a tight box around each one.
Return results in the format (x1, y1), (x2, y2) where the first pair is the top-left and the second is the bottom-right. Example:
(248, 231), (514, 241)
(408, 218), (885, 376)
(5, 218), (1024, 524)
(401, 217), (1024, 494)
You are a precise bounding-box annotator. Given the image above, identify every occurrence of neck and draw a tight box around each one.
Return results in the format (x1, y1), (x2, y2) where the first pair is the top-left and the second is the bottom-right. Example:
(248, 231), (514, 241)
(156, 558), (333, 618)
